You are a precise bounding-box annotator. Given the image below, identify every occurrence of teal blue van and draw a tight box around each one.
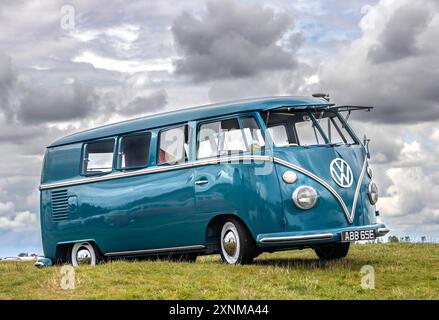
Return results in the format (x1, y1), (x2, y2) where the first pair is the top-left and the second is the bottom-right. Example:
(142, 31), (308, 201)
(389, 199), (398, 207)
(39, 96), (389, 265)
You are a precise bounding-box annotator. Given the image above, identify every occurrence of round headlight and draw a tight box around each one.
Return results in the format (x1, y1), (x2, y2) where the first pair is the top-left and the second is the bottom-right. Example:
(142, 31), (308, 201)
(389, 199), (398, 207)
(368, 181), (379, 205)
(292, 186), (318, 210)
(367, 166), (373, 179)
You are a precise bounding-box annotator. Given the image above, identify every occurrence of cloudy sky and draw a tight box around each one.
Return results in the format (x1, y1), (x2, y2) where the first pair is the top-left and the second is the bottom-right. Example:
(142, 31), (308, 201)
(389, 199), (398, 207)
(1, 0), (438, 256)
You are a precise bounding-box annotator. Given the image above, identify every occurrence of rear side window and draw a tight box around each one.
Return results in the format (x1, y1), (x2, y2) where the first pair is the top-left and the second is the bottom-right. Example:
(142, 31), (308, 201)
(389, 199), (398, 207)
(197, 118), (247, 159)
(158, 125), (188, 164)
(118, 132), (151, 169)
(82, 140), (115, 175)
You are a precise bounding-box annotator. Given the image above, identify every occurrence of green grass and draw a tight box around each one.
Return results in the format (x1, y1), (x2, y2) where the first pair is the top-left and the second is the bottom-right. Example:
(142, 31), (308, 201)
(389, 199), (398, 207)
(0, 243), (438, 299)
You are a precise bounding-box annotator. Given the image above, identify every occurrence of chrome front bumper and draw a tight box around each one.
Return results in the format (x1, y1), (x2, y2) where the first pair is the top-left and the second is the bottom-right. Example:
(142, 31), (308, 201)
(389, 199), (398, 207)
(257, 224), (389, 245)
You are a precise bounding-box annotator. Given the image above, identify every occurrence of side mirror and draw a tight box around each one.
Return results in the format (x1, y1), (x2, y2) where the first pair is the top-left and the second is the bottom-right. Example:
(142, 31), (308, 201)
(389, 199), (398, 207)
(363, 134), (371, 159)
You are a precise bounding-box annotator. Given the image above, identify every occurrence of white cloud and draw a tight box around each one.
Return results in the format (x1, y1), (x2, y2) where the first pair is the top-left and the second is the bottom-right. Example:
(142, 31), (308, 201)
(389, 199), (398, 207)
(0, 211), (38, 232)
(73, 51), (175, 73)
(377, 130), (439, 236)
(0, 201), (38, 232)
(319, 0), (439, 124)
(0, 201), (15, 217)
(431, 128), (439, 156)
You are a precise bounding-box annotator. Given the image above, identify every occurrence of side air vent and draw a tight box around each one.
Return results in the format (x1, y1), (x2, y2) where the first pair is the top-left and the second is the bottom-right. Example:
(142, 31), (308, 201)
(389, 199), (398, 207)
(51, 190), (69, 222)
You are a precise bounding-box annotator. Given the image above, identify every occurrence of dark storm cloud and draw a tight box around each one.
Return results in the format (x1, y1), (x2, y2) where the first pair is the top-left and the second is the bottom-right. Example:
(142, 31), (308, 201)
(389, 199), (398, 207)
(172, 0), (300, 81)
(121, 90), (168, 116)
(368, 3), (434, 64)
(0, 53), (16, 117)
(16, 80), (98, 124)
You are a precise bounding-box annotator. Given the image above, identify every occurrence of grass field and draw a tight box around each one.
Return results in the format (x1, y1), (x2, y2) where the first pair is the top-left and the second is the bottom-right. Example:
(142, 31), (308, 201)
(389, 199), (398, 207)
(0, 243), (438, 299)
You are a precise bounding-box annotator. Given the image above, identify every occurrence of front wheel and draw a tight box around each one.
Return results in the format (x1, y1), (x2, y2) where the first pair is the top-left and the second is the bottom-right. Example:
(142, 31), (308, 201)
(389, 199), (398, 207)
(220, 219), (257, 265)
(314, 242), (350, 260)
(70, 242), (101, 266)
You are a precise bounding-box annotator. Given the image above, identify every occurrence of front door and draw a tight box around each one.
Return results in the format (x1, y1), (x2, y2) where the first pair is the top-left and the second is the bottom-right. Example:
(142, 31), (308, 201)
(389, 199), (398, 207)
(194, 116), (285, 239)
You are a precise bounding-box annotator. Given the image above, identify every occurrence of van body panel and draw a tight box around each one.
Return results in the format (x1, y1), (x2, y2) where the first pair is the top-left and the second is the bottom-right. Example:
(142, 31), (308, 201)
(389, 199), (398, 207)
(194, 160), (285, 239)
(39, 96), (386, 261)
(41, 168), (197, 258)
(273, 144), (375, 231)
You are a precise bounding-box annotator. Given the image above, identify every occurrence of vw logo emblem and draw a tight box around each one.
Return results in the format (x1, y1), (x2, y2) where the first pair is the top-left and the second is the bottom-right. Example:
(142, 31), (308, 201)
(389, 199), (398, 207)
(330, 158), (353, 188)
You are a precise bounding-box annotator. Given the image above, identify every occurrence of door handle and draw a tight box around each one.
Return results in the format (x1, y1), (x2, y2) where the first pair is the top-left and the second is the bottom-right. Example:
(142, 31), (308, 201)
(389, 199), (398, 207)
(195, 179), (209, 185)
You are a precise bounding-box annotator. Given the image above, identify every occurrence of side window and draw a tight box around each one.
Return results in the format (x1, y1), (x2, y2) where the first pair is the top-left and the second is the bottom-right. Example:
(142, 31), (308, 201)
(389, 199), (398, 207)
(197, 118), (246, 159)
(82, 139), (115, 175)
(118, 132), (151, 169)
(158, 125), (188, 164)
(267, 124), (289, 147)
(240, 117), (265, 152)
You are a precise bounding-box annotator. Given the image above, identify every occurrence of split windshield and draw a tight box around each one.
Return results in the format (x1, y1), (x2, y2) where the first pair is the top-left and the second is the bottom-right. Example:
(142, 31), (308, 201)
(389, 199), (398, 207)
(262, 109), (357, 147)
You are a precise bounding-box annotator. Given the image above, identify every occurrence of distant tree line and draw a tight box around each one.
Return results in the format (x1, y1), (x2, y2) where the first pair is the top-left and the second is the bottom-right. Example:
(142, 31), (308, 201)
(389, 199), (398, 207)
(17, 252), (38, 257)
(387, 235), (429, 243)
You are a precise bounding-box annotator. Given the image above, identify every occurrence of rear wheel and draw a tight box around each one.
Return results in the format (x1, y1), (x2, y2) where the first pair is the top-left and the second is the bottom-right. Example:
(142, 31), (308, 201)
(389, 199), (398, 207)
(219, 218), (257, 265)
(70, 242), (101, 266)
(314, 242), (350, 260)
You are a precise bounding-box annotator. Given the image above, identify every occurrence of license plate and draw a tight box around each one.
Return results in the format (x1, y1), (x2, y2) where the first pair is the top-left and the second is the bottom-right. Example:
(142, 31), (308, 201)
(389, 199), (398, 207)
(341, 229), (376, 242)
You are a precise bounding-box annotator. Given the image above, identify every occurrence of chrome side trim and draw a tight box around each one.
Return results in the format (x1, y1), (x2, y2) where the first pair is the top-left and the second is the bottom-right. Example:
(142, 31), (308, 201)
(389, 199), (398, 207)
(376, 228), (390, 237)
(57, 238), (95, 245)
(105, 244), (206, 257)
(259, 233), (333, 244)
(40, 155), (271, 190)
(273, 156), (368, 224)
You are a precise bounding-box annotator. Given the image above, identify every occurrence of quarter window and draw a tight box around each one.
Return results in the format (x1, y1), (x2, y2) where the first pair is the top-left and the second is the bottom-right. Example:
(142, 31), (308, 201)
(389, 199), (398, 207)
(82, 140), (115, 175)
(118, 132), (151, 169)
(158, 125), (189, 164)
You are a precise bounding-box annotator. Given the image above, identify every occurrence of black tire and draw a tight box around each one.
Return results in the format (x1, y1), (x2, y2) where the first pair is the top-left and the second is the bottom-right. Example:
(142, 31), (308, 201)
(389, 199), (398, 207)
(219, 218), (258, 265)
(314, 242), (350, 260)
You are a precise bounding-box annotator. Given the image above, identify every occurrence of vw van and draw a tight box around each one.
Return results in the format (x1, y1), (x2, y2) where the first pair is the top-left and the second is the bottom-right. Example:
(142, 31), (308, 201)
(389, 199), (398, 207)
(39, 96), (389, 265)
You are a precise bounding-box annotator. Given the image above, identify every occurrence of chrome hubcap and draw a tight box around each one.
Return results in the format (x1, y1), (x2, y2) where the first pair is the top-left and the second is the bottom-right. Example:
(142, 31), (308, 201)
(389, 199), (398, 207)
(221, 222), (240, 264)
(223, 231), (237, 257)
(76, 247), (92, 265)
